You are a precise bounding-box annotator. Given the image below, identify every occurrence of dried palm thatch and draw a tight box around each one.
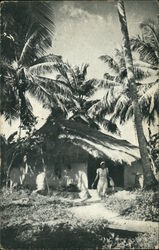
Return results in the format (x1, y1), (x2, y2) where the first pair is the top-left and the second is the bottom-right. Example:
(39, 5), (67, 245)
(41, 118), (140, 165)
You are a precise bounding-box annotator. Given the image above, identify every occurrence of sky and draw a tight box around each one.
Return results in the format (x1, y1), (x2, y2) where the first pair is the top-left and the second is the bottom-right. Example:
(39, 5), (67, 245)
(50, 0), (159, 78)
(1, 0), (159, 145)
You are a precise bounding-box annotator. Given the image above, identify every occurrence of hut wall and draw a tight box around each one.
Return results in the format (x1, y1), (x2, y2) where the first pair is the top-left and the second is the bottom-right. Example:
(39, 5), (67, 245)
(46, 162), (88, 190)
(65, 162), (88, 189)
(22, 160), (88, 191)
(24, 169), (63, 190)
(124, 161), (143, 188)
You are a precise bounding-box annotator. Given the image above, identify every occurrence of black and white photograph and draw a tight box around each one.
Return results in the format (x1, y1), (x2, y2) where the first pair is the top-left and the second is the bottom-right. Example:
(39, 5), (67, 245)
(0, 0), (159, 249)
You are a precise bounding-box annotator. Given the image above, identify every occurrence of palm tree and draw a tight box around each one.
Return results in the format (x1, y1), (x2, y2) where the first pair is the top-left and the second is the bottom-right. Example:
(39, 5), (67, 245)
(131, 19), (159, 126)
(95, 48), (159, 126)
(116, 0), (156, 187)
(1, 2), (72, 133)
(51, 61), (119, 133)
(90, 0), (157, 188)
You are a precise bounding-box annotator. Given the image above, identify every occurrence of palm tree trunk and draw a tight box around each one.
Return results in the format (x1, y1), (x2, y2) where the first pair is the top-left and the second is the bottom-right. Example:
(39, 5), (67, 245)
(117, 0), (156, 188)
(18, 99), (22, 139)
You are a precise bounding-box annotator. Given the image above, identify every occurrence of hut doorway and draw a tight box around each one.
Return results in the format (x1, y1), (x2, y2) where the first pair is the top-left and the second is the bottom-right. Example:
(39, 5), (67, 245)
(87, 155), (100, 189)
(109, 163), (124, 187)
(87, 156), (124, 188)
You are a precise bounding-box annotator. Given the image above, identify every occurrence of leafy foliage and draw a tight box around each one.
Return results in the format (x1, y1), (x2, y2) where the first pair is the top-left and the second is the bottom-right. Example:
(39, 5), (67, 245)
(131, 19), (159, 67)
(89, 44), (158, 126)
(1, 189), (158, 249)
(147, 132), (159, 171)
(49, 61), (118, 133)
(1, 2), (71, 128)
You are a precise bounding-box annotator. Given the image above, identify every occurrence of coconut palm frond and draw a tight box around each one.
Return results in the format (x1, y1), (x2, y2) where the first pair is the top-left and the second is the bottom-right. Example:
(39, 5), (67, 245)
(103, 73), (116, 81)
(115, 49), (127, 82)
(25, 97), (33, 111)
(54, 63), (71, 85)
(68, 66), (78, 89)
(3, 108), (19, 125)
(27, 73), (74, 114)
(80, 79), (98, 97)
(125, 105), (134, 121)
(34, 74), (72, 92)
(98, 79), (121, 89)
(2, 92), (19, 122)
(1, 59), (16, 77)
(28, 76), (71, 103)
(2, 2), (54, 63)
(89, 90), (118, 119)
(80, 64), (89, 80)
(31, 54), (62, 66)
(1, 34), (16, 63)
(18, 30), (53, 67)
(51, 80), (72, 97)
(28, 62), (58, 76)
(2, 102), (19, 123)
(112, 95), (131, 124)
(99, 55), (120, 73)
(100, 50), (127, 83)
(131, 36), (159, 66)
(101, 119), (120, 134)
(21, 104), (36, 128)
(1, 71), (19, 121)
(30, 1), (54, 37)
(139, 81), (159, 123)
(134, 67), (151, 81)
(88, 99), (106, 119)
(70, 114), (90, 124)
(82, 100), (99, 112)
(27, 76), (51, 105)
(51, 93), (72, 112)
(115, 48), (126, 68)
(18, 31), (38, 67)
(139, 19), (159, 52)
(134, 60), (159, 71)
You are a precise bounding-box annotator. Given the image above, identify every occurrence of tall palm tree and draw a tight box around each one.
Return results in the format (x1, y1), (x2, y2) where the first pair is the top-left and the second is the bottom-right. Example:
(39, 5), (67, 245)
(116, 0), (156, 187)
(90, 0), (157, 188)
(1, 2), (72, 132)
(131, 19), (159, 125)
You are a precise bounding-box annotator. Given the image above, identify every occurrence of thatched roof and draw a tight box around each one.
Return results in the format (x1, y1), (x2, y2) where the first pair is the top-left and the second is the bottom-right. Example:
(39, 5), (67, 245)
(40, 118), (140, 165)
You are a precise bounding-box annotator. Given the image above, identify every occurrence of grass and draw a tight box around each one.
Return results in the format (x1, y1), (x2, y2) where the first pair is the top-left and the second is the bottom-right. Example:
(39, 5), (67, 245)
(1, 188), (158, 249)
(103, 189), (159, 222)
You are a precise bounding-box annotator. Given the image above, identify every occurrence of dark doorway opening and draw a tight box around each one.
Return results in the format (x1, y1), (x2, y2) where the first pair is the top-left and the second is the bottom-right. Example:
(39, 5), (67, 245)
(87, 156), (124, 188)
(108, 162), (124, 187)
(87, 155), (100, 189)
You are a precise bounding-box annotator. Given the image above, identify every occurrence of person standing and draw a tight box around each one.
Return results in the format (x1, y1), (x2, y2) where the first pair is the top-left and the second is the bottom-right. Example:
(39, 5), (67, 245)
(91, 161), (109, 198)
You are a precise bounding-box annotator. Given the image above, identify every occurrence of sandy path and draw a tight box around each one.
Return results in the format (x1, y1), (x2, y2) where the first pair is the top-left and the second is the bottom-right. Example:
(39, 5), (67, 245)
(70, 191), (158, 234)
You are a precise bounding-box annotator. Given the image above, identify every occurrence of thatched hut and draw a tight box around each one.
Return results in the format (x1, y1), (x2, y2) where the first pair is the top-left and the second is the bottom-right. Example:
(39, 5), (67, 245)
(26, 117), (142, 190)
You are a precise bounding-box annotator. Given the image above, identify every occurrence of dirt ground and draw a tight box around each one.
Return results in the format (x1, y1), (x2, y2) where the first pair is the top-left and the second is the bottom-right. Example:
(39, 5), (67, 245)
(1, 188), (158, 249)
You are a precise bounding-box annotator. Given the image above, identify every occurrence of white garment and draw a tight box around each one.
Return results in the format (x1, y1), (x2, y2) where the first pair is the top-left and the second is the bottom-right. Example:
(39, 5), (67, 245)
(97, 168), (108, 196)
(36, 172), (46, 191)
